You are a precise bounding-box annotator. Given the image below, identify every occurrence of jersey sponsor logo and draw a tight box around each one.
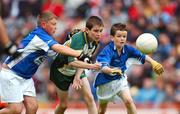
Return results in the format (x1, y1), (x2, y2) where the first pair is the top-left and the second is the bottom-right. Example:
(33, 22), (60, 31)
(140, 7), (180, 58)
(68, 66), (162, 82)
(114, 59), (121, 62)
(34, 56), (46, 65)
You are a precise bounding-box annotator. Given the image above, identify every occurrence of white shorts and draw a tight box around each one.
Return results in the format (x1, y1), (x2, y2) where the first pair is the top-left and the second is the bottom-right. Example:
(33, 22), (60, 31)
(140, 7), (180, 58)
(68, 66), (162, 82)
(96, 75), (129, 103)
(0, 68), (36, 103)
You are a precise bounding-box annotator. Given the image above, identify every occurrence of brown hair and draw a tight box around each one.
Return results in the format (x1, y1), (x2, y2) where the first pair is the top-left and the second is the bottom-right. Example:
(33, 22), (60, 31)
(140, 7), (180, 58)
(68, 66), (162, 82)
(86, 16), (104, 30)
(110, 23), (127, 36)
(37, 11), (57, 26)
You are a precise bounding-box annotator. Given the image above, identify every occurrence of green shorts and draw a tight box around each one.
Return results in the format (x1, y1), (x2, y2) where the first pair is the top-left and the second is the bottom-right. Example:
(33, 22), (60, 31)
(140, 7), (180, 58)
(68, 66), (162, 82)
(50, 56), (86, 91)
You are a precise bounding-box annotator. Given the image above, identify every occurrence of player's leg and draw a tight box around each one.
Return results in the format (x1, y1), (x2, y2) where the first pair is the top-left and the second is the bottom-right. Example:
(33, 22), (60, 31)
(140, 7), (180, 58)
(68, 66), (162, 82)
(0, 69), (24, 114)
(23, 77), (38, 114)
(80, 77), (98, 114)
(98, 101), (108, 114)
(55, 88), (68, 114)
(23, 96), (38, 114)
(0, 103), (23, 114)
(49, 58), (74, 114)
(117, 89), (137, 114)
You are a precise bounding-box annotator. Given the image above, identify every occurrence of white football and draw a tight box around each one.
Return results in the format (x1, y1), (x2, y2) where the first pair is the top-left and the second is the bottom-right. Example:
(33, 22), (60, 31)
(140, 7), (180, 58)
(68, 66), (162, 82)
(136, 33), (158, 54)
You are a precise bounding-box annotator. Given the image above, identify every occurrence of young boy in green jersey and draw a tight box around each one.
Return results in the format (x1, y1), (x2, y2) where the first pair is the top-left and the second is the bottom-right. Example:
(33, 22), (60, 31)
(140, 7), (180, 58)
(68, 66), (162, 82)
(50, 16), (104, 114)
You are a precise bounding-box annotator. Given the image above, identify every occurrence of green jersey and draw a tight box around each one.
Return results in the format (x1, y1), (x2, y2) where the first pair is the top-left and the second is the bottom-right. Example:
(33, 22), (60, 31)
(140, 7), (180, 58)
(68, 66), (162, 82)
(56, 32), (97, 76)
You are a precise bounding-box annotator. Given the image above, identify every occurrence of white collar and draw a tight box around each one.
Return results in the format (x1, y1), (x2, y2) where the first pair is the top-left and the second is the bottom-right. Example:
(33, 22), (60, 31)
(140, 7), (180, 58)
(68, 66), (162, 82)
(113, 44), (125, 54)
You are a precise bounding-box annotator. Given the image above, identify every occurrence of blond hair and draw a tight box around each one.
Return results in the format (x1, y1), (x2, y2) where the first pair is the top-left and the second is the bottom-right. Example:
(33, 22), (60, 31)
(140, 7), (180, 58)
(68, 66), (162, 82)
(37, 11), (57, 26)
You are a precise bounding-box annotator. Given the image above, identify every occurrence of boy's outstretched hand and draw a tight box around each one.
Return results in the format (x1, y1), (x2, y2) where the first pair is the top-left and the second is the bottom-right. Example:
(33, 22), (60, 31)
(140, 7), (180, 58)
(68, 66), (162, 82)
(72, 77), (83, 90)
(151, 61), (164, 75)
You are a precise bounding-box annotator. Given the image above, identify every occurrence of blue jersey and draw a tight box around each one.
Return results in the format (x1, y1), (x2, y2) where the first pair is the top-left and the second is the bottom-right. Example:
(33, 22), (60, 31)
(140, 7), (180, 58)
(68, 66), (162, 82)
(4, 27), (58, 79)
(94, 41), (146, 87)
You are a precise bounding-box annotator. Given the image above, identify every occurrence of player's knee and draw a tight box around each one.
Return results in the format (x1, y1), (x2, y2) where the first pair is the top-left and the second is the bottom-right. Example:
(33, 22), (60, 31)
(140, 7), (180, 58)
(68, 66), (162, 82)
(9, 105), (23, 114)
(59, 102), (68, 110)
(84, 94), (95, 105)
(28, 103), (38, 113)
(124, 98), (134, 107)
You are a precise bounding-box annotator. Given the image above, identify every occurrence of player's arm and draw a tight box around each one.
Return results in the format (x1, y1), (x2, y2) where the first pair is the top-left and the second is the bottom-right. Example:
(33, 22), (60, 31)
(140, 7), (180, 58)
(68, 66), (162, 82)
(51, 43), (81, 57)
(0, 17), (21, 59)
(51, 43), (90, 60)
(68, 60), (100, 70)
(97, 47), (122, 76)
(145, 55), (164, 75)
(101, 66), (122, 76)
(0, 17), (9, 47)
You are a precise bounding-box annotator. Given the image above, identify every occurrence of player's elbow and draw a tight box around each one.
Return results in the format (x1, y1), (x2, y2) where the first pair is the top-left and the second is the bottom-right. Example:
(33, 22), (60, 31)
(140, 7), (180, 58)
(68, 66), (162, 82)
(68, 61), (76, 67)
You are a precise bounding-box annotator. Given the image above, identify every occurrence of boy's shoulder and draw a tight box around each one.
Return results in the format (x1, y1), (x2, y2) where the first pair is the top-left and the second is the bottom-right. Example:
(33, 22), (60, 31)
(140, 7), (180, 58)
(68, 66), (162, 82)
(70, 32), (85, 43)
(32, 27), (53, 39)
(123, 44), (140, 54)
(72, 32), (84, 39)
(124, 44), (135, 49)
(70, 32), (86, 49)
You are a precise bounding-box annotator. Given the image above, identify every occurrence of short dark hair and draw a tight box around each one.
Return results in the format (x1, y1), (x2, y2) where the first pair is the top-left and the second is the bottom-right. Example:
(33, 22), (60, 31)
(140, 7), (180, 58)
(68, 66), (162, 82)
(37, 11), (57, 26)
(86, 16), (104, 30)
(110, 23), (127, 36)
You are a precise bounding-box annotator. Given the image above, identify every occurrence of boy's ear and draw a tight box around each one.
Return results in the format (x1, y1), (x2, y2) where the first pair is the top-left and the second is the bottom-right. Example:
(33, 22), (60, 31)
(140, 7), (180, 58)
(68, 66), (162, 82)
(41, 21), (46, 28)
(85, 27), (89, 33)
(110, 35), (114, 41)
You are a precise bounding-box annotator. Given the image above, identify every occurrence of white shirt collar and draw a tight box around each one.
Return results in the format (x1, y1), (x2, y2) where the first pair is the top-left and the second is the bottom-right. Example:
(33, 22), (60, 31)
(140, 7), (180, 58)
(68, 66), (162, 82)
(113, 44), (125, 54)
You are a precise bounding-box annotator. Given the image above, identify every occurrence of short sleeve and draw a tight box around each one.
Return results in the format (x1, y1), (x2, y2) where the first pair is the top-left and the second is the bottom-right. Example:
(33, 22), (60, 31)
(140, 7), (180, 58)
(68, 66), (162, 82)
(96, 46), (112, 68)
(128, 46), (146, 64)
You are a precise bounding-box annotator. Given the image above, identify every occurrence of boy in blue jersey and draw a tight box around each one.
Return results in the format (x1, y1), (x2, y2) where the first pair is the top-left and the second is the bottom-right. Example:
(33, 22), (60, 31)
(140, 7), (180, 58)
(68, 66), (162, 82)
(0, 11), (100, 114)
(94, 23), (164, 114)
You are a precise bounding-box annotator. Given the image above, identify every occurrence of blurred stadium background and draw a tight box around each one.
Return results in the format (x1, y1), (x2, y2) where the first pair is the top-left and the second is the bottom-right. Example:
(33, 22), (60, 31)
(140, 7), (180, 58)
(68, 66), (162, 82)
(0, 0), (180, 114)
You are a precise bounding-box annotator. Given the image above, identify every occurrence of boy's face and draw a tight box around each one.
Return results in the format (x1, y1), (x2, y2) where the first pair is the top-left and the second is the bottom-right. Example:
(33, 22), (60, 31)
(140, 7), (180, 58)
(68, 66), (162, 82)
(112, 30), (127, 49)
(42, 18), (57, 35)
(86, 25), (103, 42)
